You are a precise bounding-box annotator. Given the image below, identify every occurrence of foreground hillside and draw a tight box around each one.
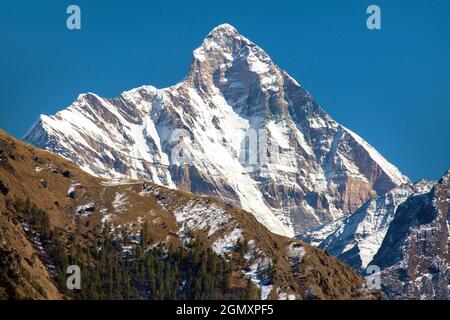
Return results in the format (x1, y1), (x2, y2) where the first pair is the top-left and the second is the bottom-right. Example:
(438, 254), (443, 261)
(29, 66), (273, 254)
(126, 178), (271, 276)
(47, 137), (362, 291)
(0, 130), (376, 300)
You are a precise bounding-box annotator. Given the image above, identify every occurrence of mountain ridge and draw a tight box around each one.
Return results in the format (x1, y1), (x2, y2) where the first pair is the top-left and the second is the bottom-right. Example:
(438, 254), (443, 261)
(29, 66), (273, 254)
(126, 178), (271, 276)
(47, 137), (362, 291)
(302, 172), (449, 299)
(23, 23), (409, 237)
(0, 129), (377, 300)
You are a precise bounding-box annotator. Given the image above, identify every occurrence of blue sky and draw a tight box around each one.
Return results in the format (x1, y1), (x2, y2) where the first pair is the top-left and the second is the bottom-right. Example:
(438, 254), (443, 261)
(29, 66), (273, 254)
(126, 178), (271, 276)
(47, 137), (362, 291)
(0, 0), (449, 181)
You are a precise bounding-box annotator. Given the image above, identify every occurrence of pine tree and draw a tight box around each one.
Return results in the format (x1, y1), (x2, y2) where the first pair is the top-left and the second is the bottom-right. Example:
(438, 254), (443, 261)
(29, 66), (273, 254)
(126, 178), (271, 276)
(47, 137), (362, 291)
(140, 222), (149, 247)
(14, 199), (243, 301)
(25, 198), (31, 214)
(267, 261), (276, 283)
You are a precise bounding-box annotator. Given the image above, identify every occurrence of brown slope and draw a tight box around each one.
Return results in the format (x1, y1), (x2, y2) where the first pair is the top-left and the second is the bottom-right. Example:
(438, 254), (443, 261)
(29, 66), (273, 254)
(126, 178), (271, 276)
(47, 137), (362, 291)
(0, 129), (376, 300)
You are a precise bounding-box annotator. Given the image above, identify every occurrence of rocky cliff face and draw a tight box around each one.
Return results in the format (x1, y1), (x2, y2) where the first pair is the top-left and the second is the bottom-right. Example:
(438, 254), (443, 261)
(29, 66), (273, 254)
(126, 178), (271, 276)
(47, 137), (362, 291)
(302, 180), (436, 272)
(23, 24), (408, 237)
(371, 172), (449, 300)
(303, 174), (449, 300)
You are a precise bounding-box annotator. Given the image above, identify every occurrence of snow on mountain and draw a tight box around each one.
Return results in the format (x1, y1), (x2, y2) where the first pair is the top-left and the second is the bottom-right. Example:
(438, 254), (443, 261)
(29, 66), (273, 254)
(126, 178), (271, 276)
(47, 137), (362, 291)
(302, 180), (436, 272)
(23, 23), (409, 237)
(371, 171), (450, 299)
(303, 172), (450, 300)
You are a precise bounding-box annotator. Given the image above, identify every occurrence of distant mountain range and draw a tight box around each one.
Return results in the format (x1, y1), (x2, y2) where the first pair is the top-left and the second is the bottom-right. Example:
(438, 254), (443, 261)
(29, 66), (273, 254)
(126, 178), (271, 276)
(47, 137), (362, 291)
(13, 24), (449, 300)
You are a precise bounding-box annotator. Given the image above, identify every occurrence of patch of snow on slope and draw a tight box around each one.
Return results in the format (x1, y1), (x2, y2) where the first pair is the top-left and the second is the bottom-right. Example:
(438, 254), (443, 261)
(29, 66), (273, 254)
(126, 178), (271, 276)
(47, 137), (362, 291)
(67, 183), (80, 198)
(100, 179), (140, 187)
(260, 285), (273, 300)
(285, 243), (306, 267)
(174, 200), (231, 238)
(76, 202), (95, 216)
(101, 213), (112, 226)
(247, 51), (270, 74)
(112, 193), (128, 212)
(243, 255), (276, 300)
(212, 228), (243, 255)
(278, 290), (296, 300)
(266, 120), (290, 149)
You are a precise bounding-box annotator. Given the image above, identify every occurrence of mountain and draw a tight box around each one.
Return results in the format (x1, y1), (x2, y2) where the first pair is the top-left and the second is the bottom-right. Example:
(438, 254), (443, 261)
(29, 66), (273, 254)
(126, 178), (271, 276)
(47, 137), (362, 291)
(0, 130), (377, 300)
(371, 172), (449, 300)
(23, 24), (409, 237)
(302, 180), (436, 272)
(302, 174), (449, 299)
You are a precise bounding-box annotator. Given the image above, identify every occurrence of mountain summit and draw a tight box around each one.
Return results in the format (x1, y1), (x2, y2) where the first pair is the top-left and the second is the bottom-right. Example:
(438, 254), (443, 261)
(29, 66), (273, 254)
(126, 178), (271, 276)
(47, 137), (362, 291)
(23, 24), (409, 237)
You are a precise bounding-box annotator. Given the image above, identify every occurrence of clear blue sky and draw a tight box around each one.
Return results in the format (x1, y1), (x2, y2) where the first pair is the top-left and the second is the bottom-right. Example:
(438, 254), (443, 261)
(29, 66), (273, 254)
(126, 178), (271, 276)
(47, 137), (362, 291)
(0, 0), (449, 181)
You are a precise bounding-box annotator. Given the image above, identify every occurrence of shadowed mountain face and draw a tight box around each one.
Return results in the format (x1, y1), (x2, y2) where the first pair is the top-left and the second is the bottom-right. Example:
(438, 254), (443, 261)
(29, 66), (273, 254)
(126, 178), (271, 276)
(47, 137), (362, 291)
(302, 180), (436, 272)
(23, 24), (408, 237)
(0, 130), (377, 300)
(371, 172), (449, 300)
(303, 173), (449, 300)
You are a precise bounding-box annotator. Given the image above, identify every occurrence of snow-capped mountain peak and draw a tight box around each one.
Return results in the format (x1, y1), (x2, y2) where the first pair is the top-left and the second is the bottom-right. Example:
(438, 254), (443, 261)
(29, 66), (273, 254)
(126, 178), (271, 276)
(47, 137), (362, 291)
(209, 23), (239, 35)
(23, 24), (409, 237)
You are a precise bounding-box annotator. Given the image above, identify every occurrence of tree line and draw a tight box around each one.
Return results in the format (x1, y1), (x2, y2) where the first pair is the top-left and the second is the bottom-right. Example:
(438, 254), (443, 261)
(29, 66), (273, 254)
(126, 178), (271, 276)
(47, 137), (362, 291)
(10, 197), (262, 300)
